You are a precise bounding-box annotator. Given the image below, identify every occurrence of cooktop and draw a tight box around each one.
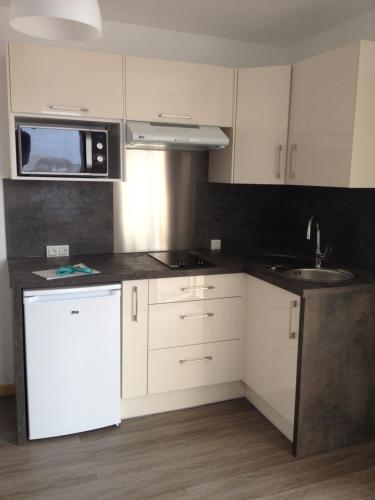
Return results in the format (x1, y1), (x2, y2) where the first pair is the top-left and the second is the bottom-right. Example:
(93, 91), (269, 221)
(148, 251), (216, 270)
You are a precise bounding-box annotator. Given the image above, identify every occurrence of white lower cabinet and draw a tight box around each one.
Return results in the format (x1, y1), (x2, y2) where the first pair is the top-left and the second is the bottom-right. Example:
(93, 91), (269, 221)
(244, 276), (300, 441)
(148, 340), (242, 394)
(122, 280), (149, 399)
(122, 272), (300, 439)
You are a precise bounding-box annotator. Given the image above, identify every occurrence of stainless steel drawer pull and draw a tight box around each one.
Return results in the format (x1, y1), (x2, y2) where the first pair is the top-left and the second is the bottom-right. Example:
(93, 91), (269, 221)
(158, 113), (192, 120)
(179, 356), (213, 365)
(49, 105), (90, 112)
(132, 286), (138, 322)
(180, 286), (215, 292)
(276, 144), (283, 179)
(180, 312), (214, 320)
(288, 300), (298, 339)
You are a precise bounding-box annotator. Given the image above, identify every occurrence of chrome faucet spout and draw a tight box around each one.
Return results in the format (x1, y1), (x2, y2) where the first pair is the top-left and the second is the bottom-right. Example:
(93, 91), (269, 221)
(306, 215), (324, 268)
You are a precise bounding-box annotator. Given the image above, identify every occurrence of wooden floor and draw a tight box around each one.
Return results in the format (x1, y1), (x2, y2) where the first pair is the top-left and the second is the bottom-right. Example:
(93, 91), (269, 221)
(1, 397), (375, 499)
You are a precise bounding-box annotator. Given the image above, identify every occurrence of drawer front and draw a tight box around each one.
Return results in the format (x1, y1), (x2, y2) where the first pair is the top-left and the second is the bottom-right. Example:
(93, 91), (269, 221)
(149, 273), (244, 304)
(149, 297), (244, 350)
(148, 340), (242, 394)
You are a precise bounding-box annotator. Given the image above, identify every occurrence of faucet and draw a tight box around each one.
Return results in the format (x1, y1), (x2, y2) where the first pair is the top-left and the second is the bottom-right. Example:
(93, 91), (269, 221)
(306, 216), (331, 268)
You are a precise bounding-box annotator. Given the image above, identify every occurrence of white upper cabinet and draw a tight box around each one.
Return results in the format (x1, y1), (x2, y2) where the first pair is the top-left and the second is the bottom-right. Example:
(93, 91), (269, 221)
(287, 41), (375, 188)
(233, 66), (291, 184)
(125, 56), (235, 126)
(8, 43), (124, 119)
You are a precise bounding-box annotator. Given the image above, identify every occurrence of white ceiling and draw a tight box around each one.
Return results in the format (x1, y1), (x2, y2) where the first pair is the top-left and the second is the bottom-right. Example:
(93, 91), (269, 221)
(99, 0), (375, 46)
(2, 0), (375, 46)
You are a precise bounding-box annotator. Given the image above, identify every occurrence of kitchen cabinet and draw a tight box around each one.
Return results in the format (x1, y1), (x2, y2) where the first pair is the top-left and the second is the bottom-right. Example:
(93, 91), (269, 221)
(244, 275), (300, 441)
(209, 65), (291, 184)
(8, 43), (124, 119)
(287, 40), (375, 188)
(125, 56), (235, 126)
(122, 280), (149, 399)
(148, 273), (244, 395)
(234, 66), (291, 184)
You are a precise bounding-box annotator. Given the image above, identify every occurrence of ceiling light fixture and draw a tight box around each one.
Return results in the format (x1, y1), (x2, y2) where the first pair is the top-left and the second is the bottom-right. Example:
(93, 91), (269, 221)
(9, 0), (103, 41)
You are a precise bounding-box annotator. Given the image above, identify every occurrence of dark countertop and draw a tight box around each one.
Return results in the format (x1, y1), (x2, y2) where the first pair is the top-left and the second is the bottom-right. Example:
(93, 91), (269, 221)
(7, 250), (375, 297)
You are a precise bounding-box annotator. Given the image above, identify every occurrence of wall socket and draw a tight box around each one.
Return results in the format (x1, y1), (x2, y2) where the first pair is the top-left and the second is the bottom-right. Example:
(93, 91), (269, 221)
(210, 239), (222, 251)
(46, 245), (70, 258)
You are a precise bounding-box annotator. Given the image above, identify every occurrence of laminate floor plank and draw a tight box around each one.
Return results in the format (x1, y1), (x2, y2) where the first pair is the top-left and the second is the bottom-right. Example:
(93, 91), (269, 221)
(1, 396), (375, 500)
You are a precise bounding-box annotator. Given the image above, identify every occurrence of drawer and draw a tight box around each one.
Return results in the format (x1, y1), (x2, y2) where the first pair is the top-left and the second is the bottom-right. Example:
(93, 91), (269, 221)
(148, 340), (242, 394)
(149, 273), (244, 304)
(149, 297), (244, 349)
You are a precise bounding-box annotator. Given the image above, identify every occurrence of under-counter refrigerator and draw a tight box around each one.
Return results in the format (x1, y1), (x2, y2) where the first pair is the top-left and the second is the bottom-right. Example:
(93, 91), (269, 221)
(23, 284), (121, 440)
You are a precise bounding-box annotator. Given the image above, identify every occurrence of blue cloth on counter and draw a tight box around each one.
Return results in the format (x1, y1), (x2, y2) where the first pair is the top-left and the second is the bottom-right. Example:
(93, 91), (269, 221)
(56, 264), (94, 276)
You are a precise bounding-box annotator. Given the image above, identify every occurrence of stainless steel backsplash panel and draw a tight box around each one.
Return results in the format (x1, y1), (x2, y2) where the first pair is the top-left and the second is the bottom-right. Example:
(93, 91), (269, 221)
(114, 149), (208, 253)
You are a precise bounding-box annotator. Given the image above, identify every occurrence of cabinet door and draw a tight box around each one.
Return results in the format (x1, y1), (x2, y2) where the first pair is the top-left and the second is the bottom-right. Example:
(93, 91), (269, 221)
(234, 66), (291, 184)
(9, 43), (124, 119)
(125, 56), (234, 126)
(244, 276), (300, 437)
(122, 280), (148, 399)
(287, 44), (358, 187)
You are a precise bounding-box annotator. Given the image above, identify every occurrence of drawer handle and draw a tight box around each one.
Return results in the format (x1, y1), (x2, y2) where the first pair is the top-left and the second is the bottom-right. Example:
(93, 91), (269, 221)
(289, 300), (298, 339)
(179, 356), (213, 365)
(180, 286), (215, 292)
(180, 313), (214, 320)
(49, 105), (90, 112)
(158, 113), (192, 120)
(132, 286), (138, 322)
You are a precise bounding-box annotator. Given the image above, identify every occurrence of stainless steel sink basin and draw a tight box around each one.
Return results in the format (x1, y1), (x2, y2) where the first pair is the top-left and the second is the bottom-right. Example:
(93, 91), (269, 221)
(283, 268), (355, 283)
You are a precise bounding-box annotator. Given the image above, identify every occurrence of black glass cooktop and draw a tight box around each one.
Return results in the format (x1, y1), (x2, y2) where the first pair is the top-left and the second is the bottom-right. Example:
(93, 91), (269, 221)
(148, 251), (216, 270)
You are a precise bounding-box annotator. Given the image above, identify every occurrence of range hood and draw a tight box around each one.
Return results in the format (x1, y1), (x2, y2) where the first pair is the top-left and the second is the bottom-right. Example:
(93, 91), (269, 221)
(126, 120), (229, 151)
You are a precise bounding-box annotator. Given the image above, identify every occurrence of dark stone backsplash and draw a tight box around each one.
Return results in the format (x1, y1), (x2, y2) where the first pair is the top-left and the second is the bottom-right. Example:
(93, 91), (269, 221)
(280, 186), (375, 271)
(3, 179), (113, 258)
(195, 183), (375, 272)
(4, 178), (375, 273)
(195, 183), (284, 253)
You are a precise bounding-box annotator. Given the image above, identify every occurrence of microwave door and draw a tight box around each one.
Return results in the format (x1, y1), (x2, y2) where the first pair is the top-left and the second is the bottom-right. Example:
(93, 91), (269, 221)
(18, 126), (88, 176)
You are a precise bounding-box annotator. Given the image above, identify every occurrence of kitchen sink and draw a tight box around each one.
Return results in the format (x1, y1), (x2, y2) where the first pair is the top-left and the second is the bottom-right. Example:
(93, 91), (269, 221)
(283, 268), (355, 283)
(251, 253), (312, 270)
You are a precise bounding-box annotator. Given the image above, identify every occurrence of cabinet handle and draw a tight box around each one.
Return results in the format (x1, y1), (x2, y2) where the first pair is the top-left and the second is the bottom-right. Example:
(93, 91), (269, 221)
(49, 105), (90, 112)
(158, 113), (192, 120)
(132, 286), (138, 322)
(275, 144), (283, 179)
(288, 300), (298, 339)
(180, 312), (214, 320)
(180, 286), (215, 292)
(288, 144), (297, 179)
(179, 356), (213, 365)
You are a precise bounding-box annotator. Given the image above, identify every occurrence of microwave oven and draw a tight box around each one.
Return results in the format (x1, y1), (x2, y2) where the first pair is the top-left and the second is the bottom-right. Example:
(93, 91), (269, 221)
(16, 123), (109, 177)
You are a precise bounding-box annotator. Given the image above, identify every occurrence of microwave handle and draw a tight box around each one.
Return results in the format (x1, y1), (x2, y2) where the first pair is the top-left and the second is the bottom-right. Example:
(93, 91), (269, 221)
(85, 131), (93, 173)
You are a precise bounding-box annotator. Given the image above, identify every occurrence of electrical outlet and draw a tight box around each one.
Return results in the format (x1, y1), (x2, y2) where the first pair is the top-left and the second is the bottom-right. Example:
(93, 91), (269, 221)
(46, 245), (70, 258)
(210, 239), (222, 251)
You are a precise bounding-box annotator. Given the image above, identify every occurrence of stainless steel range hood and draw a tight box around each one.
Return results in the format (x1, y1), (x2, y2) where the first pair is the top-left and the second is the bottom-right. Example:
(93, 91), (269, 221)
(126, 120), (229, 151)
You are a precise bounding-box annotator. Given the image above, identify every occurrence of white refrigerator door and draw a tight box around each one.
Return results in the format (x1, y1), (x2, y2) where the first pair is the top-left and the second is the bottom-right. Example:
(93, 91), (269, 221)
(24, 285), (121, 439)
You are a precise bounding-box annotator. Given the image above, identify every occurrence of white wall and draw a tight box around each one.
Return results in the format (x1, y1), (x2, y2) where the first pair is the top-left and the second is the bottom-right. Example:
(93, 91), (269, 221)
(291, 8), (375, 61)
(0, 6), (290, 385)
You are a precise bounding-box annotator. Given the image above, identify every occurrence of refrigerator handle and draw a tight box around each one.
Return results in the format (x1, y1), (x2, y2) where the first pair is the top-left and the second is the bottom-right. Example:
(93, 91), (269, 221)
(24, 289), (121, 305)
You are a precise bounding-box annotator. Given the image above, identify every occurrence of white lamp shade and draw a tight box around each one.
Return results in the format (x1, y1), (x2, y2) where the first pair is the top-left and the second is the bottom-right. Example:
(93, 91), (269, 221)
(9, 0), (102, 41)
